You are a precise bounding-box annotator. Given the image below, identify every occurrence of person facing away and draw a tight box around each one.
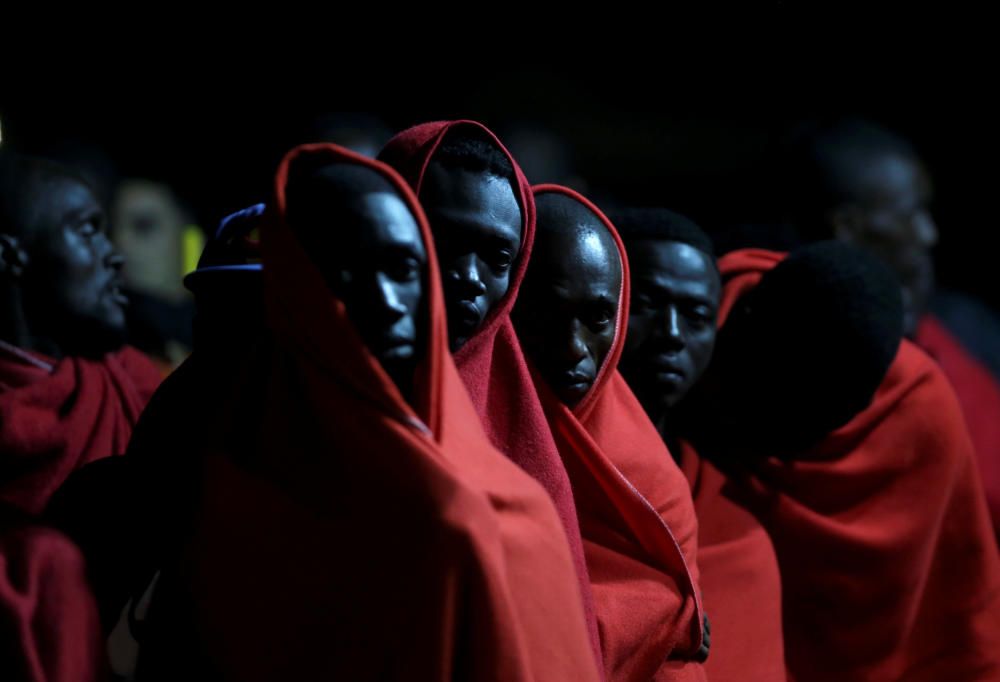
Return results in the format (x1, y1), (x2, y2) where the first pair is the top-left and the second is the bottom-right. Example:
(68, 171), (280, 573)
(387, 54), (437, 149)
(610, 206), (785, 681)
(135, 143), (602, 682)
(684, 241), (1000, 681)
(781, 119), (1000, 538)
(514, 186), (709, 682)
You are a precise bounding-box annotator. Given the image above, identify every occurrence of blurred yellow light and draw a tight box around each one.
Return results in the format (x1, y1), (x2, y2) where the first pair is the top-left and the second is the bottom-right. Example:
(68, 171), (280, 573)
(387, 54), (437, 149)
(182, 225), (205, 276)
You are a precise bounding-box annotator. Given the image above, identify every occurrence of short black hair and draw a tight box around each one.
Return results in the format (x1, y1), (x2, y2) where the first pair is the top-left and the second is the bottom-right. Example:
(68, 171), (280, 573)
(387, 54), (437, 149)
(715, 240), (904, 450)
(430, 127), (517, 187)
(608, 206), (715, 260)
(0, 150), (90, 238)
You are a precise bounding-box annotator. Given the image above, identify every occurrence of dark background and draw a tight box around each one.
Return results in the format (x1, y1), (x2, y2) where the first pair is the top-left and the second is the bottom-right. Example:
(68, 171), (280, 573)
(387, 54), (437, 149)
(2, 56), (996, 309)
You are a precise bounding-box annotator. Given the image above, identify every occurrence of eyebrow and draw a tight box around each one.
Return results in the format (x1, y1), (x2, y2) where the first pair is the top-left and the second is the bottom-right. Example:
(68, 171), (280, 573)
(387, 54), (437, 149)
(428, 209), (521, 247)
(634, 280), (716, 306)
(380, 242), (424, 256)
(65, 206), (105, 227)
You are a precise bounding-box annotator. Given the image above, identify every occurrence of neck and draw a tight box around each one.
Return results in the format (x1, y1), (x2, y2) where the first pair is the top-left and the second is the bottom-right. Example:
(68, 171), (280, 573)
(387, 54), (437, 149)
(0, 287), (63, 359)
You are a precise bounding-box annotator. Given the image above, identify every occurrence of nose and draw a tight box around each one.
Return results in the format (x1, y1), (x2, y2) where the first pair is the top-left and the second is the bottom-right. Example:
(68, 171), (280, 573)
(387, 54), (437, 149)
(913, 210), (938, 248)
(662, 306), (685, 349)
(447, 253), (486, 299)
(562, 319), (588, 364)
(374, 272), (407, 322)
(101, 235), (124, 272)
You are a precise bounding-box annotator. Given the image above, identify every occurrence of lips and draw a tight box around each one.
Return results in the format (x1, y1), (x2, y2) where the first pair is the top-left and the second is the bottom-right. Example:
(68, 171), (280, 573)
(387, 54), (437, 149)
(646, 355), (687, 388)
(372, 330), (416, 356)
(449, 300), (482, 333)
(557, 371), (593, 391)
(552, 370), (594, 404)
(105, 278), (129, 306)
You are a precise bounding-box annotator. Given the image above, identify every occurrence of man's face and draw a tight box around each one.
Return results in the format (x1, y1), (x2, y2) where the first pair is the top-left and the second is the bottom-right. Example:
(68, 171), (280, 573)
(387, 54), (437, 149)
(516, 222), (621, 407)
(835, 154), (937, 335)
(620, 241), (720, 412)
(23, 177), (127, 356)
(307, 192), (427, 384)
(420, 163), (522, 351)
(111, 180), (187, 298)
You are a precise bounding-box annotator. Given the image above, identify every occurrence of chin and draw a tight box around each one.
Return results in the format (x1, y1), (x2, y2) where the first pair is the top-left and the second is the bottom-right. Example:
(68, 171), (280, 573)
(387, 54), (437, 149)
(380, 346), (416, 362)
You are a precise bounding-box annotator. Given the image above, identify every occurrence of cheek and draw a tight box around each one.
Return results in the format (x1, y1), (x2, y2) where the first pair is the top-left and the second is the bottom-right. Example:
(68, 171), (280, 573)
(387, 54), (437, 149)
(594, 330), (615, 366)
(690, 334), (717, 370)
(399, 282), (424, 317)
(485, 271), (511, 304)
(47, 251), (102, 305)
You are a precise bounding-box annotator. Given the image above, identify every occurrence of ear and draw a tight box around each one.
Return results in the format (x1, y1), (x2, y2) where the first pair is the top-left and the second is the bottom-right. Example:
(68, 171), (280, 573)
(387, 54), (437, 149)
(0, 233), (29, 279)
(828, 205), (864, 244)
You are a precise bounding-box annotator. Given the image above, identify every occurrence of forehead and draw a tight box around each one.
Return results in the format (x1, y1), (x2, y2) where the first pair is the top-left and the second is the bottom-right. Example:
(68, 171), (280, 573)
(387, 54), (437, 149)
(420, 164), (522, 244)
(347, 192), (425, 254)
(540, 219), (621, 287)
(630, 241), (719, 295)
(858, 153), (931, 203)
(35, 177), (100, 226)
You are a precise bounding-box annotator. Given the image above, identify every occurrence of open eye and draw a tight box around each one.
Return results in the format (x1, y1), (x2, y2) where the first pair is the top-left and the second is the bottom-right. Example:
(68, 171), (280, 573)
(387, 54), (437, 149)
(586, 306), (614, 333)
(684, 305), (714, 329)
(78, 219), (98, 237)
(490, 249), (513, 272)
(388, 257), (421, 282)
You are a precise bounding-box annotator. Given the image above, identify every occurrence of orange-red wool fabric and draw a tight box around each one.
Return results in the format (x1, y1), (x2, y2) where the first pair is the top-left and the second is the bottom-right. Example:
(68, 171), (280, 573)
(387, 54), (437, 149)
(379, 121), (602, 667)
(0, 344), (161, 515)
(678, 441), (785, 682)
(182, 145), (602, 681)
(917, 314), (1000, 542)
(715, 248), (1000, 681)
(524, 184), (706, 681)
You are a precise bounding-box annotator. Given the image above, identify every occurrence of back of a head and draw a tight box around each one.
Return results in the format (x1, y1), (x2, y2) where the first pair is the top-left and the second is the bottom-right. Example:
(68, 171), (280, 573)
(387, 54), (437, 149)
(609, 206), (715, 259)
(706, 241), (904, 453)
(780, 118), (919, 241)
(185, 204), (267, 353)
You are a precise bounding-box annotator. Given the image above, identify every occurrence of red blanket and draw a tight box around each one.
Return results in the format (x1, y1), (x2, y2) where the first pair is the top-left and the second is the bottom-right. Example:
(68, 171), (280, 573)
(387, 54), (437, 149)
(379, 121), (602, 668)
(0, 343), (161, 515)
(917, 314), (1000, 541)
(679, 442), (785, 681)
(0, 506), (104, 682)
(521, 184), (706, 681)
(180, 144), (602, 681)
(716, 248), (1000, 681)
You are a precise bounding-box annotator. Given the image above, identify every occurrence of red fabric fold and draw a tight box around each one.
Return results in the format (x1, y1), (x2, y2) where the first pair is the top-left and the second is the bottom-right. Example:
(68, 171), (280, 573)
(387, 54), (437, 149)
(715, 248), (1000, 681)
(181, 144), (602, 681)
(0, 508), (105, 682)
(678, 442), (785, 681)
(379, 121), (603, 668)
(917, 314), (1000, 542)
(0, 344), (161, 515)
(522, 184), (706, 681)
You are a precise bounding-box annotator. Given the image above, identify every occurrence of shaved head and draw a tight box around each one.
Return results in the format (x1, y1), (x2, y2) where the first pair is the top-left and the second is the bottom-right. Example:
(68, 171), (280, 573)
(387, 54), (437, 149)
(515, 192), (621, 407)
